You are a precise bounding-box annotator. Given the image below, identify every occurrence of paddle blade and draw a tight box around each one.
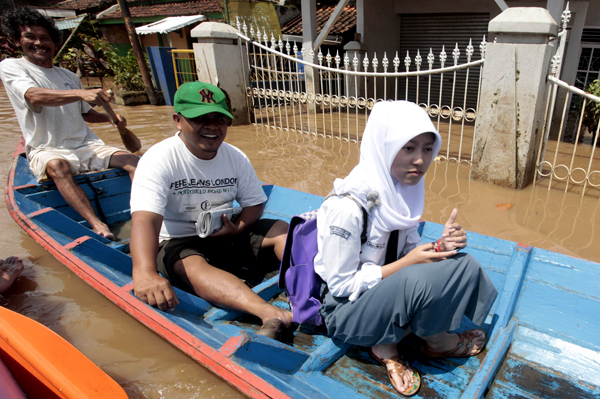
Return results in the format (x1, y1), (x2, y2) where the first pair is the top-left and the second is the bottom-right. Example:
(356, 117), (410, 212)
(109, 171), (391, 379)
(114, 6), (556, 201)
(0, 306), (128, 399)
(118, 126), (142, 153)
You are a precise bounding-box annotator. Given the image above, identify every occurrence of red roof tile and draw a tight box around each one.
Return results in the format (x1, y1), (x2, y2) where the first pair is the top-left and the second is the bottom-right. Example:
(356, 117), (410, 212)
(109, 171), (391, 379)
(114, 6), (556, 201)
(97, 0), (222, 19)
(14, 0), (66, 8)
(282, 5), (356, 36)
(54, 0), (114, 11)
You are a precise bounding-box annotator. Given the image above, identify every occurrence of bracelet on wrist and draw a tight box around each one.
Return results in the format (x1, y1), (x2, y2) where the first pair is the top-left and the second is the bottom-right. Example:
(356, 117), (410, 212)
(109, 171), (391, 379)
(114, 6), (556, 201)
(434, 238), (443, 252)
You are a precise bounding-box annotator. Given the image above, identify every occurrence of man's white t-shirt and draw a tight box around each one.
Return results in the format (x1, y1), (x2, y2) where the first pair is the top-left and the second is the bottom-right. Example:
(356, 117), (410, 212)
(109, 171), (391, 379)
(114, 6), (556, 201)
(130, 134), (267, 240)
(0, 57), (104, 158)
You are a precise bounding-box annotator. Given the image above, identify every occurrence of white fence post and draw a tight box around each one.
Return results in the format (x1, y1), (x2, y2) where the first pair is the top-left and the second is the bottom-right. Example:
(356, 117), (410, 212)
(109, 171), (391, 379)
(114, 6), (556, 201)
(190, 22), (250, 125)
(471, 8), (558, 189)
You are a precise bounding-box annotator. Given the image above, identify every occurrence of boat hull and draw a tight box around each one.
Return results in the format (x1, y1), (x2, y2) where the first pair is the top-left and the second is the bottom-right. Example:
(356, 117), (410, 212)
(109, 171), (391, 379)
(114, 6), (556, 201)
(6, 139), (600, 398)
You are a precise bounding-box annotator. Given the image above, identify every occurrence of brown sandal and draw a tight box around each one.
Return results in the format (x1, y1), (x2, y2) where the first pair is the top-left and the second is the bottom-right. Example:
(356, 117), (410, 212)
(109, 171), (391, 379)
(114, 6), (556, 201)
(421, 329), (486, 358)
(369, 348), (421, 396)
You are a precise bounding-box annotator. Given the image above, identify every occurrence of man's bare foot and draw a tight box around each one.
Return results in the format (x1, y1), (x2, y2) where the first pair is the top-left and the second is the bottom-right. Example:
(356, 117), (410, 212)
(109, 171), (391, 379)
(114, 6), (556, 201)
(421, 330), (486, 357)
(261, 306), (293, 328)
(92, 222), (115, 241)
(255, 306), (293, 341)
(0, 257), (24, 295)
(370, 343), (418, 394)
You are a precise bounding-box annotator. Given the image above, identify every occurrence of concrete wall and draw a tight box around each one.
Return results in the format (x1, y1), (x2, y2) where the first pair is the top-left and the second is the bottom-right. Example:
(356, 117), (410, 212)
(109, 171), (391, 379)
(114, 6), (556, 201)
(584, 0), (600, 25)
(140, 34), (160, 48)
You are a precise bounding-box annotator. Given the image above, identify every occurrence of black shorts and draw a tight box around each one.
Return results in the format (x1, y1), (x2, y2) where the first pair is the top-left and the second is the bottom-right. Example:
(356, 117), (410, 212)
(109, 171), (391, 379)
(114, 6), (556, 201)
(156, 218), (280, 293)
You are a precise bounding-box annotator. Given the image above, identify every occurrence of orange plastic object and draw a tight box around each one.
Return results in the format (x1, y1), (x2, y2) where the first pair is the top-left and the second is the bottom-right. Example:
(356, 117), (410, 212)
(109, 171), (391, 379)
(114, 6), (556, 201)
(0, 306), (128, 399)
(496, 203), (513, 210)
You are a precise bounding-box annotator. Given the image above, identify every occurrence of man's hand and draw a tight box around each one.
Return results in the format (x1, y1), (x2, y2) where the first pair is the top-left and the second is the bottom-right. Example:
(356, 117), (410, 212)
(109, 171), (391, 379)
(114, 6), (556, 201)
(111, 113), (127, 129)
(79, 88), (113, 107)
(133, 270), (180, 311)
(441, 208), (467, 251)
(209, 214), (241, 237)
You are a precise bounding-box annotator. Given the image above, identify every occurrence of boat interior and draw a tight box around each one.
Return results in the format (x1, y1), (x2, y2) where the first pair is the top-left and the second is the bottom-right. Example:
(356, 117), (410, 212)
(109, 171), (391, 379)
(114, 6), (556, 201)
(8, 153), (600, 399)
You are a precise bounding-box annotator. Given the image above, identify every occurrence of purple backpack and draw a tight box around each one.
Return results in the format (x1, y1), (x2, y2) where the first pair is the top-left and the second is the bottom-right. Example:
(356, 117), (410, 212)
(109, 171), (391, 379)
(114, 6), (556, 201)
(278, 202), (368, 326)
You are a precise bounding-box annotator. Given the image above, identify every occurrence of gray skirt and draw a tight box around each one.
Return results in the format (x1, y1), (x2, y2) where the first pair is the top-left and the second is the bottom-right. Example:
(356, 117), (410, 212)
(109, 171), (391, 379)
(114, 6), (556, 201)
(320, 253), (498, 347)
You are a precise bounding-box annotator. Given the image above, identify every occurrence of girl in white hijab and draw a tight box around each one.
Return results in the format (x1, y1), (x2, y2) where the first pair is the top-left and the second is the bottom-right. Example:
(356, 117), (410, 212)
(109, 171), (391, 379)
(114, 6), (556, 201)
(314, 101), (498, 396)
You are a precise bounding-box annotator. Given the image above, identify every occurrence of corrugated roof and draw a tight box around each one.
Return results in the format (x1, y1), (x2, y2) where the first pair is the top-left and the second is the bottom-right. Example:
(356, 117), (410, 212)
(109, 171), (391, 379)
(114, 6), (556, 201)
(136, 15), (206, 34)
(97, 0), (222, 20)
(55, 14), (87, 30)
(281, 5), (356, 36)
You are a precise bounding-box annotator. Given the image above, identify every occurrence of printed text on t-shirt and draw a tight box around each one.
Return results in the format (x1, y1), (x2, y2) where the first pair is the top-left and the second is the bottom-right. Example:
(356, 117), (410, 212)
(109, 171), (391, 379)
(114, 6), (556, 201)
(169, 178), (237, 190)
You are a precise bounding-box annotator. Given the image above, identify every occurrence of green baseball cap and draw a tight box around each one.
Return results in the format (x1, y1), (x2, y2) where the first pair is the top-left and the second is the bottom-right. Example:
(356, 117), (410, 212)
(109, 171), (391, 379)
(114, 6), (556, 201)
(174, 81), (233, 119)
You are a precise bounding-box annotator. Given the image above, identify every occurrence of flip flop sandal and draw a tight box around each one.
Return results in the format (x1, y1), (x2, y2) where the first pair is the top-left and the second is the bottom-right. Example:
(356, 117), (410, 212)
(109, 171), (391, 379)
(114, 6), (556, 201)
(369, 348), (421, 397)
(421, 329), (486, 358)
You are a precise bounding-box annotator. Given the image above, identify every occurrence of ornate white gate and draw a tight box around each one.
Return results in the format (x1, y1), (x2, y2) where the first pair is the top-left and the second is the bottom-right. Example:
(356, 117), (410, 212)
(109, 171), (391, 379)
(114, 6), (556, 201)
(235, 21), (485, 163)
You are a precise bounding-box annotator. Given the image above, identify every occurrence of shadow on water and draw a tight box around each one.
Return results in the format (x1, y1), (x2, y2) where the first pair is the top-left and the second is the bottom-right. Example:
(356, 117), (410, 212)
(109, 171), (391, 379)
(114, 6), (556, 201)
(2, 81), (599, 398)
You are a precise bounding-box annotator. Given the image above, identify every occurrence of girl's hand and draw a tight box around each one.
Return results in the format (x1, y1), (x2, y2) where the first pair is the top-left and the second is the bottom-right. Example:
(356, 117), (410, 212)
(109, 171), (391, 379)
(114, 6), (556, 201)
(405, 242), (456, 264)
(441, 208), (467, 251)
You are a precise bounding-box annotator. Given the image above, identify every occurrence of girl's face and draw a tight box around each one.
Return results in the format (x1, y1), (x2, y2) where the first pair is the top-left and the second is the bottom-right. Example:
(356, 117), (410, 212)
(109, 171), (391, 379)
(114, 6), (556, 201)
(390, 132), (436, 185)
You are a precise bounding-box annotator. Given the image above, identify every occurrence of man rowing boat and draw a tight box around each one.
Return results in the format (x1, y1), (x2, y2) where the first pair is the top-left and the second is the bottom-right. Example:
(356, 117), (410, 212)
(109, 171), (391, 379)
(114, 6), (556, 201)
(0, 7), (138, 240)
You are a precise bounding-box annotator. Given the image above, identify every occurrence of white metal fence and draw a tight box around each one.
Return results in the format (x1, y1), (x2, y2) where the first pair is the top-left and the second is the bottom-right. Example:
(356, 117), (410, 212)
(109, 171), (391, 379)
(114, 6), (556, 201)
(235, 20), (485, 164)
(536, 5), (600, 197)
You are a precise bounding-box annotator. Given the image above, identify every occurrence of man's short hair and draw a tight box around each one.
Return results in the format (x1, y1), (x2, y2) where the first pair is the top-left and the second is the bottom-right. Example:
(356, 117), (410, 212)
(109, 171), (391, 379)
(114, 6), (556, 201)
(1, 6), (62, 45)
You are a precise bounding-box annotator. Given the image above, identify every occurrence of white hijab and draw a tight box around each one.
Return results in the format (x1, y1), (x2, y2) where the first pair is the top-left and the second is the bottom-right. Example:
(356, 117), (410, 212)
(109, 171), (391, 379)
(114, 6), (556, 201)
(333, 101), (442, 232)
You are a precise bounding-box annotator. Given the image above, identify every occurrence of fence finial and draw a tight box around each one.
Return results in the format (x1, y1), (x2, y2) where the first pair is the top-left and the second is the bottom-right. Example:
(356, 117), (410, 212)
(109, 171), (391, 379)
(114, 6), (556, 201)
(466, 39), (474, 62)
(373, 52), (379, 72)
(382, 52), (389, 72)
(404, 51), (411, 72)
(551, 55), (562, 76)
(440, 45), (447, 67)
(415, 49), (422, 71)
(480, 36), (487, 58)
(393, 51), (400, 72)
(452, 43), (460, 65)
(562, 2), (571, 31)
(427, 48), (434, 69)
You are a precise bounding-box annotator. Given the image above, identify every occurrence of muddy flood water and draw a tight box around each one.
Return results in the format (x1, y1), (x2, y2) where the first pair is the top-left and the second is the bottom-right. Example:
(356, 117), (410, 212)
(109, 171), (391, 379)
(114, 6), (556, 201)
(1, 83), (599, 398)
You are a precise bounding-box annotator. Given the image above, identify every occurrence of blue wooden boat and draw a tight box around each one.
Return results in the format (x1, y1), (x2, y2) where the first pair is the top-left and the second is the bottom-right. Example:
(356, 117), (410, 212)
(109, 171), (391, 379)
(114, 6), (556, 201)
(6, 139), (600, 398)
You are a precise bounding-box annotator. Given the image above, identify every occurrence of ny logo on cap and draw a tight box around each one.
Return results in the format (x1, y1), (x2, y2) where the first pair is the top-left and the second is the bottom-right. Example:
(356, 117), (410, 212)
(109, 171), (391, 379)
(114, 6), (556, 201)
(199, 88), (216, 104)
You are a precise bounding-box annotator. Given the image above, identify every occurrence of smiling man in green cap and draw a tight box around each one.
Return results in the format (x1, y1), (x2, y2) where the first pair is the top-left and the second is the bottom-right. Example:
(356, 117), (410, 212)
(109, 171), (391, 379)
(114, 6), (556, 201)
(130, 82), (292, 340)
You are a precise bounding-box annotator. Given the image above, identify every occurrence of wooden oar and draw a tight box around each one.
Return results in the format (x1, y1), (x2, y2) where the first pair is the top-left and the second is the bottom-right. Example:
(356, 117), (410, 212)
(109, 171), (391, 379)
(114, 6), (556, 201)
(0, 305), (128, 399)
(102, 90), (142, 153)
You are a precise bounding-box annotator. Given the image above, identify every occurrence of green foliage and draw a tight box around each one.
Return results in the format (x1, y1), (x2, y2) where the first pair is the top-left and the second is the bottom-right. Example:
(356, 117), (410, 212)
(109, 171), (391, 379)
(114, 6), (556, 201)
(580, 79), (600, 137)
(103, 45), (149, 92)
(54, 33), (112, 82)
(54, 32), (148, 92)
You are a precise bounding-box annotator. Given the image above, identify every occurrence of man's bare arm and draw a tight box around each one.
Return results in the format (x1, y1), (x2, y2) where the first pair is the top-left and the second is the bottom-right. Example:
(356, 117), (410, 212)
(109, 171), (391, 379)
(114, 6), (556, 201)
(81, 109), (111, 123)
(81, 109), (127, 128)
(25, 87), (112, 107)
(131, 211), (179, 311)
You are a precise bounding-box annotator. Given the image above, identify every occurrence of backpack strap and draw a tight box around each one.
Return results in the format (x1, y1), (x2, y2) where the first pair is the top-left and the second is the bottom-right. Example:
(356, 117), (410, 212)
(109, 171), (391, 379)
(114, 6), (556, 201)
(324, 192), (369, 244)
